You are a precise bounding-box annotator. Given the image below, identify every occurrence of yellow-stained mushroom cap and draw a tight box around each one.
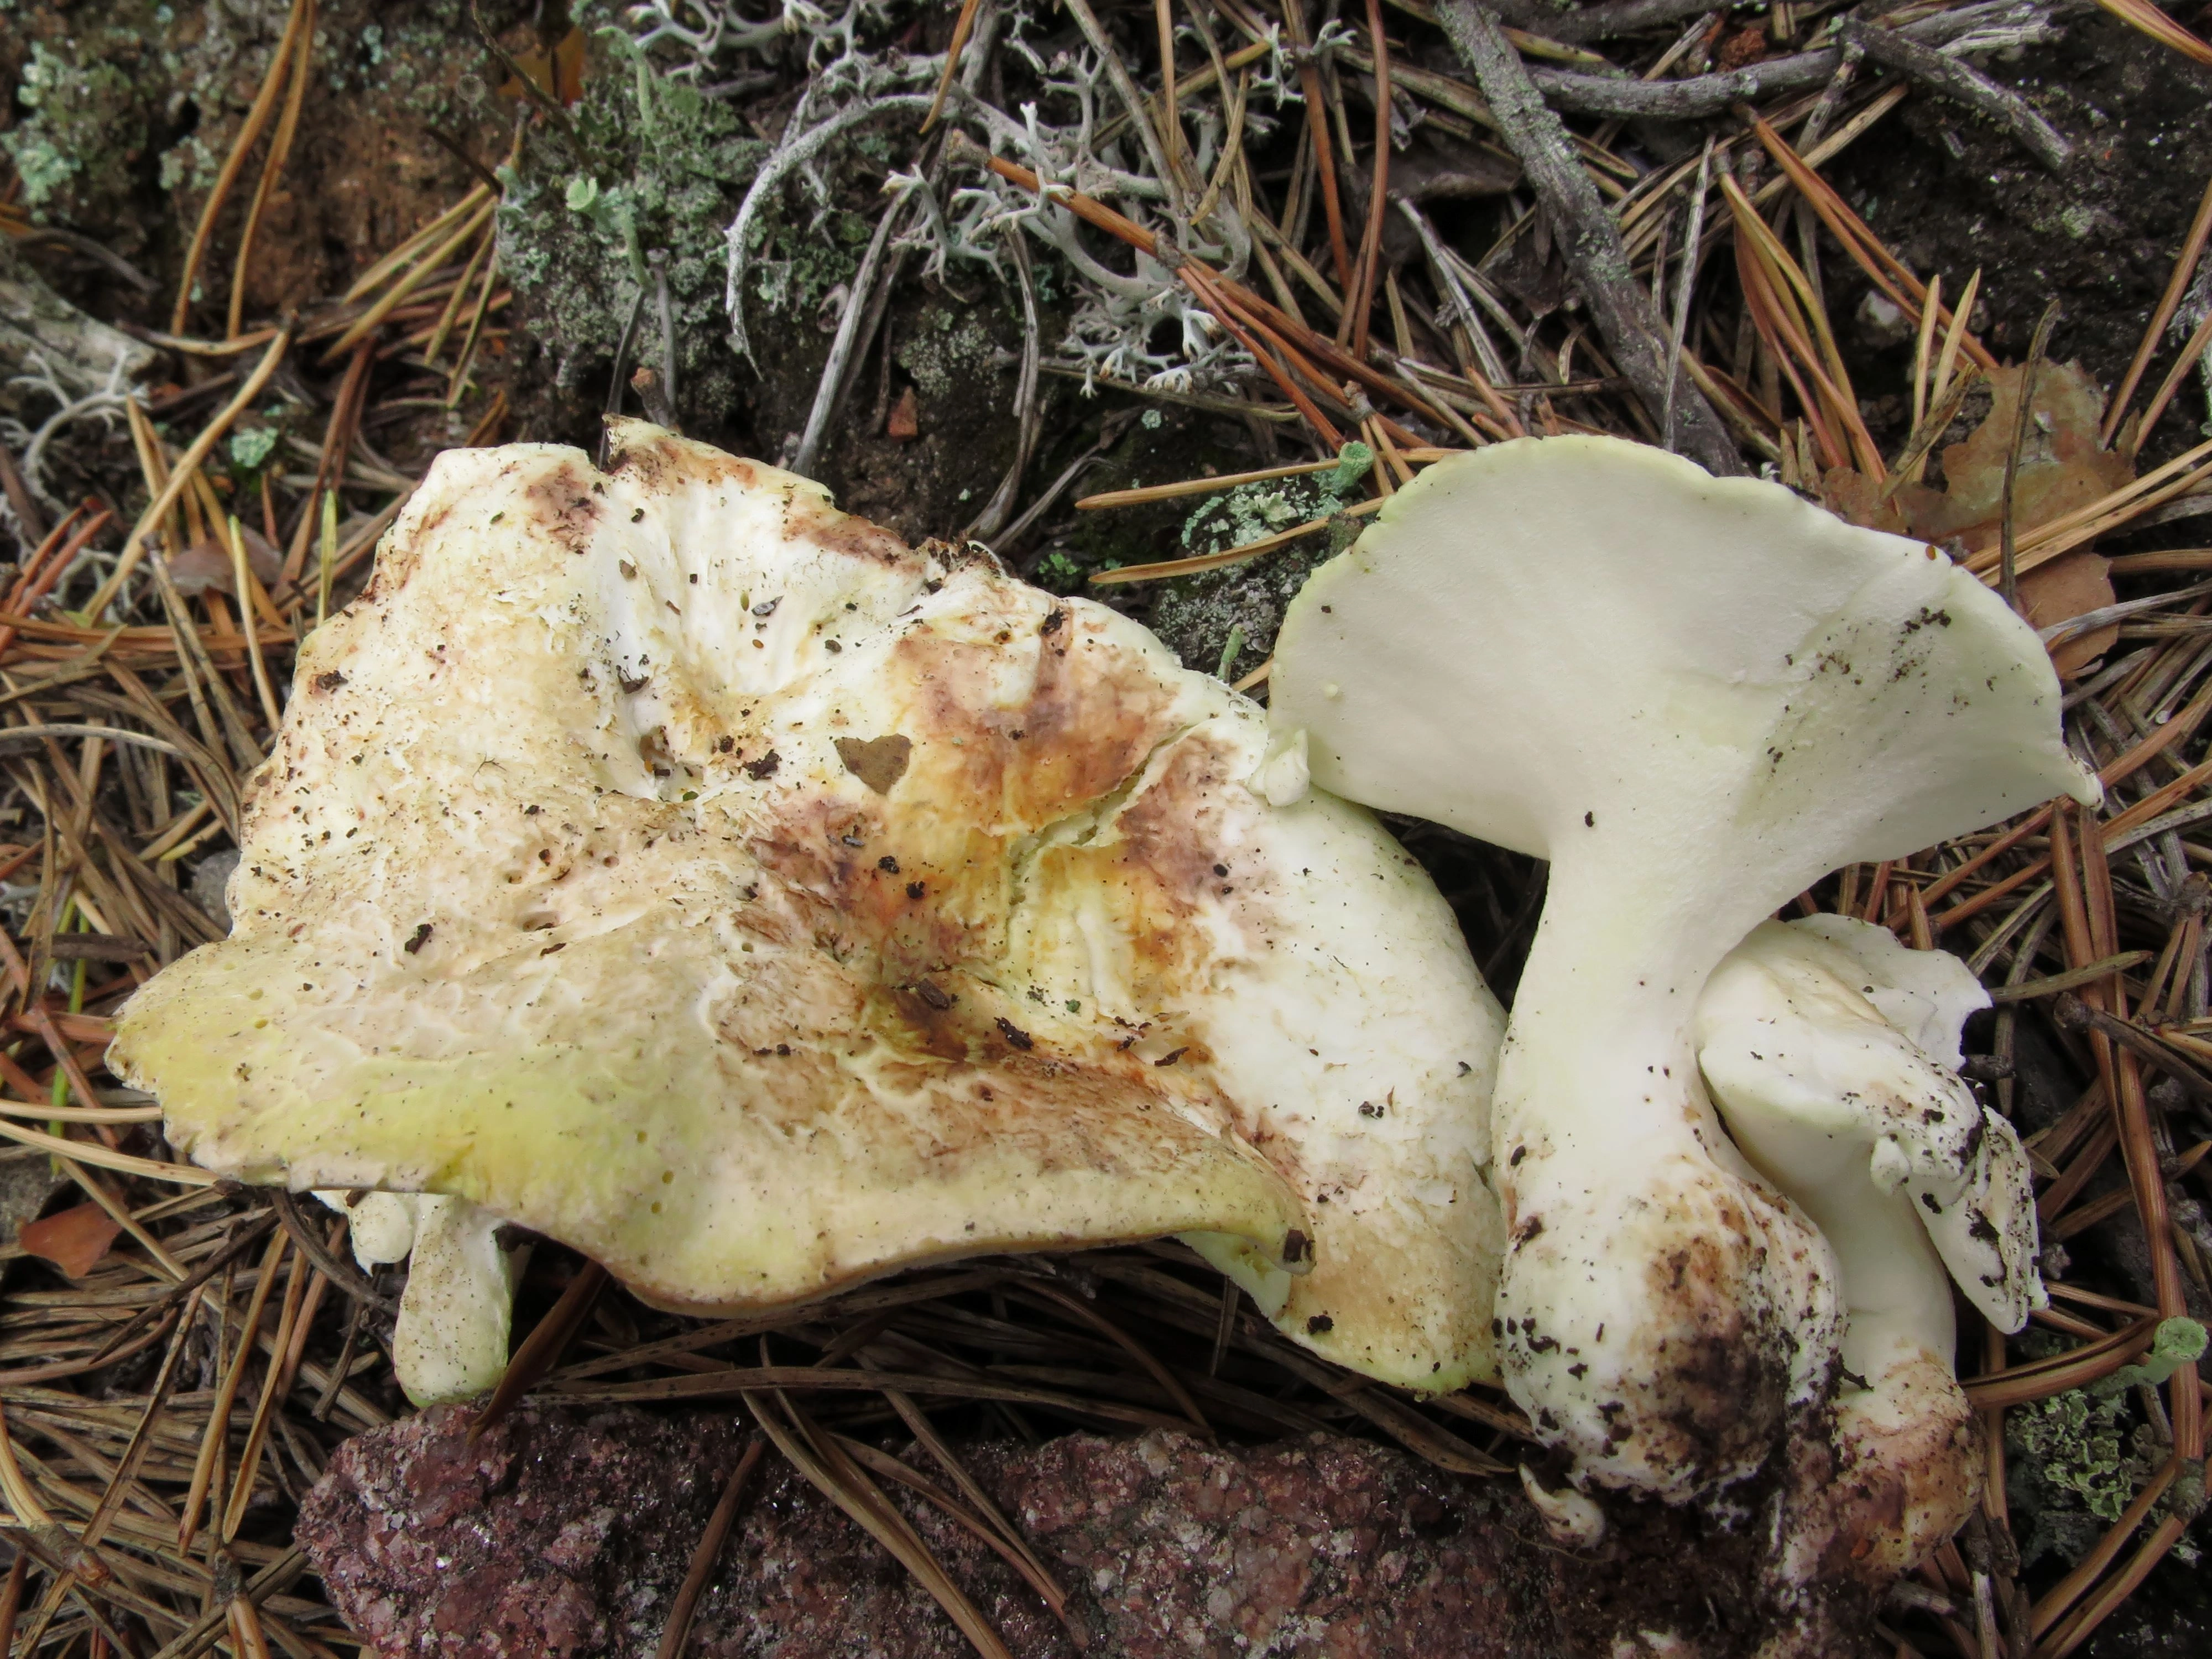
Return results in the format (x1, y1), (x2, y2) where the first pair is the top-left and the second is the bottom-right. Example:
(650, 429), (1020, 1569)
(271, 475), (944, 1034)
(115, 423), (1505, 1392)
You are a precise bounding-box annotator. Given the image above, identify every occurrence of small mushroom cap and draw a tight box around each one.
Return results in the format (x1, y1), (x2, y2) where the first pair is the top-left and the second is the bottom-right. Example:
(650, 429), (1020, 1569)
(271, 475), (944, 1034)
(1274, 436), (2098, 912)
(1785, 914), (1987, 1068)
(114, 424), (1504, 1390)
(1699, 918), (2041, 1335)
(1519, 1466), (1606, 1548)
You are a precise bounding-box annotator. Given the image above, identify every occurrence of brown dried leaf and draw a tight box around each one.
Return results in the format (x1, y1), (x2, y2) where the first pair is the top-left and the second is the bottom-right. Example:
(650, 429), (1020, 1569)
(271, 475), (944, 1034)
(1717, 27), (1771, 71)
(834, 734), (913, 795)
(2018, 549), (2119, 679)
(497, 25), (587, 107)
(20, 1202), (122, 1278)
(1819, 467), (1909, 535)
(1903, 361), (2133, 552)
(166, 524), (283, 596)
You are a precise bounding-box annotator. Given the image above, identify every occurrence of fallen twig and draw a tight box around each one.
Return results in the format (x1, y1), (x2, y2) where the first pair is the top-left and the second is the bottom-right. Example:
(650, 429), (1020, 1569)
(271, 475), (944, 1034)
(1839, 20), (2071, 170)
(1437, 0), (1742, 474)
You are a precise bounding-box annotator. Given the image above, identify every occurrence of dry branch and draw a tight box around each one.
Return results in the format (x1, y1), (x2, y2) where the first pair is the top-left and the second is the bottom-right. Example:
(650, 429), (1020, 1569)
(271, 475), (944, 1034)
(1437, 0), (1743, 474)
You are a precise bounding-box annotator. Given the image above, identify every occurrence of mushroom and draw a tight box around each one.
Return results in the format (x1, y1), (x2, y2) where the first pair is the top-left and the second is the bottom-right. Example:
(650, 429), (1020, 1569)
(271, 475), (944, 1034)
(316, 1191), (518, 1406)
(1269, 435), (2095, 1510)
(113, 421), (1507, 1396)
(1697, 915), (2039, 1578)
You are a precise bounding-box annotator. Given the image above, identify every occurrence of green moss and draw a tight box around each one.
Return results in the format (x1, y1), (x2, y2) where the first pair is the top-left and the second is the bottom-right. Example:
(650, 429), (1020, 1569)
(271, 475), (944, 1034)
(157, 134), (221, 199)
(497, 25), (770, 427)
(1037, 411), (1267, 597)
(320, 1), (470, 107)
(3, 0), (484, 256)
(3, 34), (161, 239)
(2091, 1316), (2207, 1395)
(1150, 536), (1340, 677)
(227, 423), (282, 473)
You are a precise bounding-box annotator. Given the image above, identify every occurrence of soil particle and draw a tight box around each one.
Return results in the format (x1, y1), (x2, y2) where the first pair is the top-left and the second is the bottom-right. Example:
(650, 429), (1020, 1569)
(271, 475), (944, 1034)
(0, 1), (505, 318)
(795, 287), (1035, 544)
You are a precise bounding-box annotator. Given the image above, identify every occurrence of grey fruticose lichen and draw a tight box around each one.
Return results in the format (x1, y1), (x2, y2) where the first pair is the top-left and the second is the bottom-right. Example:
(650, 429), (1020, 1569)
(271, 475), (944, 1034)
(1269, 435), (2094, 1601)
(113, 422), (1506, 1404)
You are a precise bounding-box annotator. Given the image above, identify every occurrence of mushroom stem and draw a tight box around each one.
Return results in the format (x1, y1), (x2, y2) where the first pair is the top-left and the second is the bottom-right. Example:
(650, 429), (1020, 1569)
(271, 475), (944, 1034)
(390, 1196), (517, 1407)
(1494, 859), (1837, 1499)
(1270, 435), (2096, 1514)
(1733, 1100), (1977, 1579)
(1737, 1113), (1955, 1395)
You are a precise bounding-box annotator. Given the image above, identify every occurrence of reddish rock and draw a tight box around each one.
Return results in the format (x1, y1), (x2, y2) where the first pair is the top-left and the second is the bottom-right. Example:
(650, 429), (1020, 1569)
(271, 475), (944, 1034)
(990, 1432), (1556, 1657)
(298, 1405), (1879, 1657)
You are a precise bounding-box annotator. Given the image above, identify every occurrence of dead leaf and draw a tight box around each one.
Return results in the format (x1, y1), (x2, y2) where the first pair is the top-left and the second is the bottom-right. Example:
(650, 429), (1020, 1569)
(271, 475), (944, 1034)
(1819, 467), (1909, 535)
(165, 523), (282, 597)
(20, 1202), (121, 1279)
(497, 25), (586, 108)
(2018, 549), (2119, 679)
(888, 387), (920, 443)
(1827, 360), (2132, 675)
(1900, 361), (2132, 554)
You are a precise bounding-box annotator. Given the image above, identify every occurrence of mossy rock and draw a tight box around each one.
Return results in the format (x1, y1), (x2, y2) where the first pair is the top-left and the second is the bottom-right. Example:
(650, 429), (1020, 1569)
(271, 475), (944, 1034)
(1150, 538), (1339, 681)
(496, 23), (770, 440)
(1, 1), (185, 255)
(1149, 459), (1368, 677)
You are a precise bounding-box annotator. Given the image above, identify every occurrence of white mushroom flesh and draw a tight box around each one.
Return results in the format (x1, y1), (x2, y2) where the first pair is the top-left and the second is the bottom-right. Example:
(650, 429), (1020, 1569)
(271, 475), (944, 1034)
(1270, 435), (2095, 1499)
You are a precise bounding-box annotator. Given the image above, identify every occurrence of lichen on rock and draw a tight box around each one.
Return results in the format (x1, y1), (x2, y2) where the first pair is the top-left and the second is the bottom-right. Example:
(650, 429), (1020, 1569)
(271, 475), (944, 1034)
(896, 306), (1004, 404)
(495, 26), (770, 434)
(2007, 1368), (2172, 1566)
(1, 6), (177, 251)
(1150, 448), (1370, 679)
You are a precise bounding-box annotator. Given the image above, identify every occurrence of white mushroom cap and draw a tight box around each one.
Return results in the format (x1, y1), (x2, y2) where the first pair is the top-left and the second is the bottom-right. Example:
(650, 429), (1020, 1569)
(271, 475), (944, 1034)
(1787, 914), (1985, 1067)
(117, 424), (1506, 1392)
(1271, 436), (2094, 1499)
(1698, 916), (2037, 1575)
(1700, 919), (2042, 1339)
